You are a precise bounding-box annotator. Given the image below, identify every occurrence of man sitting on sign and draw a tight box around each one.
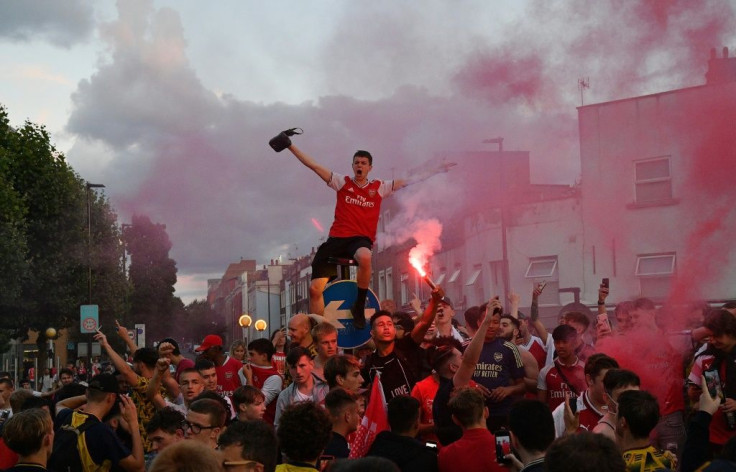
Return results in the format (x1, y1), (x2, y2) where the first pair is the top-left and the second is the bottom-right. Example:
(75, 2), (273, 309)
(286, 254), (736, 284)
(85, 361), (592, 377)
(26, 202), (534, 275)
(272, 128), (453, 329)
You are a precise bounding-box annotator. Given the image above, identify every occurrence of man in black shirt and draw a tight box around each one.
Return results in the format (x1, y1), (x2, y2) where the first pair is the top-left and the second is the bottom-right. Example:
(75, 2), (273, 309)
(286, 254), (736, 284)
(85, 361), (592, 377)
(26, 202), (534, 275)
(362, 289), (440, 401)
(323, 388), (361, 458)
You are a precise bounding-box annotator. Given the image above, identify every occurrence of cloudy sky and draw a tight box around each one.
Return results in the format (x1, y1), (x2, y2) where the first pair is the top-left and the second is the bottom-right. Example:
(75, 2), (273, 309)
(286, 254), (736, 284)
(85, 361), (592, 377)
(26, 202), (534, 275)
(2, 0), (734, 303)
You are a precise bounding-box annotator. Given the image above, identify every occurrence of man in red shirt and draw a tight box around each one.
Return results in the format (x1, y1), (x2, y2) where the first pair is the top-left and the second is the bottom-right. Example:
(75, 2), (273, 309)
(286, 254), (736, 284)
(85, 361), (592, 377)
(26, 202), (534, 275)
(287, 144), (408, 329)
(551, 353), (619, 437)
(538, 325), (587, 411)
(195, 334), (243, 398)
(242, 339), (282, 425)
(438, 387), (505, 472)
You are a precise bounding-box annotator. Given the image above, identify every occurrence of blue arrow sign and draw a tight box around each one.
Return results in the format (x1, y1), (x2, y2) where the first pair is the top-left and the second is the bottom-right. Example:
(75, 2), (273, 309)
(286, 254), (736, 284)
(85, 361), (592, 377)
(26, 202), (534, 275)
(322, 280), (380, 349)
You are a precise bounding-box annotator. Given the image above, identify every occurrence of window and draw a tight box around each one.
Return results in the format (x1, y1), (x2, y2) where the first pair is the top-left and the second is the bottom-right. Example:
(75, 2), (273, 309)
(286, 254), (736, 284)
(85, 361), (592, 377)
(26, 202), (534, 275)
(435, 272), (446, 285)
(378, 270), (386, 301)
(636, 253), (676, 299)
(465, 267), (482, 286)
(385, 268), (394, 301)
(635, 253), (676, 276)
(466, 264), (484, 307)
(635, 157), (672, 204)
(525, 258), (557, 278)
(448, 267), (462, 283)
(489, 261), (502, 289)
(525, 256), (559, 305)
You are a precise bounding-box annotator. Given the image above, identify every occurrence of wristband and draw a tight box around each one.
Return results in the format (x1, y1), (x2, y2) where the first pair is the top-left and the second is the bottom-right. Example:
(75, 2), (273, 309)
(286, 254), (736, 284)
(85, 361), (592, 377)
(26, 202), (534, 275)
(597, 301), (605, 305)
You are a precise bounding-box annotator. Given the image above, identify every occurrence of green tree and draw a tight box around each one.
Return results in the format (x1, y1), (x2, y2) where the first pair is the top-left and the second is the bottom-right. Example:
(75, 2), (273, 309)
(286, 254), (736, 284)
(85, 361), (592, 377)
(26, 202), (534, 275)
(175, 299), (226, 347)
(0, 104), (128, 368)
(124, 214), (180, 342)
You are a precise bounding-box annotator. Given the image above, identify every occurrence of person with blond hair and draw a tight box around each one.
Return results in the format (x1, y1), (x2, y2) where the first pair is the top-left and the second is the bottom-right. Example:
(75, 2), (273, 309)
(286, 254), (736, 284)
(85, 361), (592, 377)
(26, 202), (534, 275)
(2, 408), (55, 471)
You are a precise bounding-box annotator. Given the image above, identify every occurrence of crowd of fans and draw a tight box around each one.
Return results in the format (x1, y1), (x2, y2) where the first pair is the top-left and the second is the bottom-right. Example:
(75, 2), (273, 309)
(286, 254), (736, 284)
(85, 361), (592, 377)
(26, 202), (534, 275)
(1, 282), (736, 471)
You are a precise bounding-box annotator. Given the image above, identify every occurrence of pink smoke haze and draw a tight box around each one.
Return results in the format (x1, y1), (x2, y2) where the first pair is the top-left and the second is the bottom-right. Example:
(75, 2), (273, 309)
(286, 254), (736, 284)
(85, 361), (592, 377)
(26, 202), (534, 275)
(53, 0), (736, 304)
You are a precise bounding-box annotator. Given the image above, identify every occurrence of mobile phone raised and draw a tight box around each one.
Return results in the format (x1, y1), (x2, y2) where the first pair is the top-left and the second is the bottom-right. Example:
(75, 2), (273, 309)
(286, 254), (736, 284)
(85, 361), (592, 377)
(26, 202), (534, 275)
(494, 429), (512, 464)
(704, 369), (723, 399)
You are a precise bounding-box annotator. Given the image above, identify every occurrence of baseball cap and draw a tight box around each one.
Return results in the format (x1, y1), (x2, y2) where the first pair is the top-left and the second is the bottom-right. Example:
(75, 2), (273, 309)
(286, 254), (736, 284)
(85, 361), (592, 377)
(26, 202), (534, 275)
(438, 296), (454, 309)
(87, 373), (120, 394)
(195, 334), (223, 352)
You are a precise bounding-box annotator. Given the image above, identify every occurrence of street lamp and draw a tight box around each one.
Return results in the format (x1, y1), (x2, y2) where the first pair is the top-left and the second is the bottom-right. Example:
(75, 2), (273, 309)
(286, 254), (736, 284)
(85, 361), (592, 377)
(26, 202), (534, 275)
(481, 138), (510, 307)
(254, 319), (267, 338)
(239, 314), (252, 344)
(86, 182), (105, 304)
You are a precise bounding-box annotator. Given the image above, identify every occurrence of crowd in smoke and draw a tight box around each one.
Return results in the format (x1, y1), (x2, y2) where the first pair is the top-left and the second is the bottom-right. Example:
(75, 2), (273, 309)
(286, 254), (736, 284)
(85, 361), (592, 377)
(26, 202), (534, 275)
(2, 279), (736, 471)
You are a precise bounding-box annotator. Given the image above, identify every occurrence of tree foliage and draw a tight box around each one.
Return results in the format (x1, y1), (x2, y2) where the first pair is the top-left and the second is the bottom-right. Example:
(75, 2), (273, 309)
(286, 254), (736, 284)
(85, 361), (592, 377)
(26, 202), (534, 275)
(124, 214), (180, 342)
(0, 105), (127, 362)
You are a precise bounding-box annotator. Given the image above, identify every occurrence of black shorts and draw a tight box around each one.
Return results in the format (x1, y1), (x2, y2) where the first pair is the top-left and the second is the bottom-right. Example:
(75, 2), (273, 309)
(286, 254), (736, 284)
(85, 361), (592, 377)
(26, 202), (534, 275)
(311, 236), (373, 280)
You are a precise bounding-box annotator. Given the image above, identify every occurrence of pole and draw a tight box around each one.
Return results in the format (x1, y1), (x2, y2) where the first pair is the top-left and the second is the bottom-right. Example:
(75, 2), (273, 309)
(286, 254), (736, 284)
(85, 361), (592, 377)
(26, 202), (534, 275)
(499, 140), (511, 309)
(86, 182), (105, 366)
(86, 183), (105, 304)
(87, 185), (92, 304)
(482, 138), (510, 308)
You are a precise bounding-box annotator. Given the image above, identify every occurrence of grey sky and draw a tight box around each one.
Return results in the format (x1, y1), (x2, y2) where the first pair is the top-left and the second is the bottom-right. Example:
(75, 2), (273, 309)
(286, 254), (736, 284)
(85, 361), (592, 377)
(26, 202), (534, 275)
(1, 0), (734, 302)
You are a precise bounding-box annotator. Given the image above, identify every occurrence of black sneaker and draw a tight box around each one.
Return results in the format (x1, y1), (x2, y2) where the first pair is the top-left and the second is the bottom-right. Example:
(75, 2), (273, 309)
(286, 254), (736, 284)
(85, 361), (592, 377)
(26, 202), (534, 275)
(351, 304), (366, 330)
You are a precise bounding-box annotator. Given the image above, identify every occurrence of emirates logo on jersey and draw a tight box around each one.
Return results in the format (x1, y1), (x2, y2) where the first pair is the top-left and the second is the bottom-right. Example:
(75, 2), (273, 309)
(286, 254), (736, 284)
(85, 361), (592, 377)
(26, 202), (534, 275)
(368, 189), (376, 197)
(494, 352), (503, 362)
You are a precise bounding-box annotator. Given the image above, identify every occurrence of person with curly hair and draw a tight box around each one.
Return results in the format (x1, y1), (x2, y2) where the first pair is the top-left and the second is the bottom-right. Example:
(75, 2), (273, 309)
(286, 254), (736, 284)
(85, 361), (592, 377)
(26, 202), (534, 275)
(276, 401), (332, 471)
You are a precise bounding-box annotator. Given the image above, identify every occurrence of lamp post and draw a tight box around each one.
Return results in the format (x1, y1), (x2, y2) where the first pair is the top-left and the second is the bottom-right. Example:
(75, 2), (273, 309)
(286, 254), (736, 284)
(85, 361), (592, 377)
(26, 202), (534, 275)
(86, 182), (105, 304)
(120, 223), (133, 326)
(481, 138), (510, 307)
(45, 327), (57, 370)
(239, 314), (252, 345)
(254, 319), (268, 339)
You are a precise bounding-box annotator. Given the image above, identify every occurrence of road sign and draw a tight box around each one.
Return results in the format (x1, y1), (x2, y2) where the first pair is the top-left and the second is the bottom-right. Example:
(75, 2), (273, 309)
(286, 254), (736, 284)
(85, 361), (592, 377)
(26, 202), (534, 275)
(80, 305), (99, 333)
(135, 323), (146, 348)
(322, 280), (379, 349)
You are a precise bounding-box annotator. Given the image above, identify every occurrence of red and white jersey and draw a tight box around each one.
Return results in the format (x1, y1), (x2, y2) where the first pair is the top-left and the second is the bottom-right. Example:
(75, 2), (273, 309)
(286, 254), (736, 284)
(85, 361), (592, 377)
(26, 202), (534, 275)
(690, 351), (736, 445)
(552, 390), (605, 438)
(327, 173), (394, 242)
(520, 335), (548, 369)
(538, 358), (586, 411)
(216, 356), (243, 398)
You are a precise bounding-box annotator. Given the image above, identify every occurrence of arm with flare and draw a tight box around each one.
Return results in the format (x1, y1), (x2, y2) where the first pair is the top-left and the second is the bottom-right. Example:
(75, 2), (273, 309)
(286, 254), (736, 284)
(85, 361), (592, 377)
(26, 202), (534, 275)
(410, 288), (443, 344)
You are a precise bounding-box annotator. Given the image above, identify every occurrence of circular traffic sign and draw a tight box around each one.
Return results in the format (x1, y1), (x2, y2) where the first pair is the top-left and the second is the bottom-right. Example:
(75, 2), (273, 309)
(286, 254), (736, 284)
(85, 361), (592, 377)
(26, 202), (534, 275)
(322, 280), (379, 349)
(82, 317), (98, 332)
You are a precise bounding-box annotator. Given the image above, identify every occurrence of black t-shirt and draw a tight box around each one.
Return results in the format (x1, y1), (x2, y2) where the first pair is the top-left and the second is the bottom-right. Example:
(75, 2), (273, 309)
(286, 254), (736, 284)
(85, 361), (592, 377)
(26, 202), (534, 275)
(362, 336), (426, 401)
(323, 431), (350, 459)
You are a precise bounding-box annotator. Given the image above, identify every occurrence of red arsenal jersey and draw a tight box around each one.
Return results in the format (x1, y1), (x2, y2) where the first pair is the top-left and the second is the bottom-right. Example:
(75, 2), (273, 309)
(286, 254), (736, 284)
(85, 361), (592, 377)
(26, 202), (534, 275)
(521, 336), (548, 370)
(538, 359), (586, 411)
(327, 173), (394, 242)
(216, 356), (243, 398)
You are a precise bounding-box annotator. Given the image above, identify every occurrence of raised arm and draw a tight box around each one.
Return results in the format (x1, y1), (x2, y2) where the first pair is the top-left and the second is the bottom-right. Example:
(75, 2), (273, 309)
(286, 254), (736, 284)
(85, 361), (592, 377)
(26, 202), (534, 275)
(115, 320), (138, 355)
(453, 298), (498, 388)
(411, 287), (443, 344)
(509, 291), (520, 319)
(395, 161), (457, 191)
(147, 358), (177, 409)
(117, 394), (145, 472)
(530, 283), (549, 344)
(94, 331), (139, 387)
(288, 144), (332, 183)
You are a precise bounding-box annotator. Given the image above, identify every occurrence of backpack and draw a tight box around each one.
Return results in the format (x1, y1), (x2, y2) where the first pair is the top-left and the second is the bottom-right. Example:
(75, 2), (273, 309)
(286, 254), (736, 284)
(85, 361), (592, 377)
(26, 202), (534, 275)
(48, 410), (97, 472)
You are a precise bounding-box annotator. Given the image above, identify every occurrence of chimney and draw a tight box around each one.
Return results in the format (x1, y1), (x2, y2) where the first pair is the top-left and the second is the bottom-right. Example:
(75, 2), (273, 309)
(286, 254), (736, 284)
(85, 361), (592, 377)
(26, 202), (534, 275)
(705, 46), (736, 84)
